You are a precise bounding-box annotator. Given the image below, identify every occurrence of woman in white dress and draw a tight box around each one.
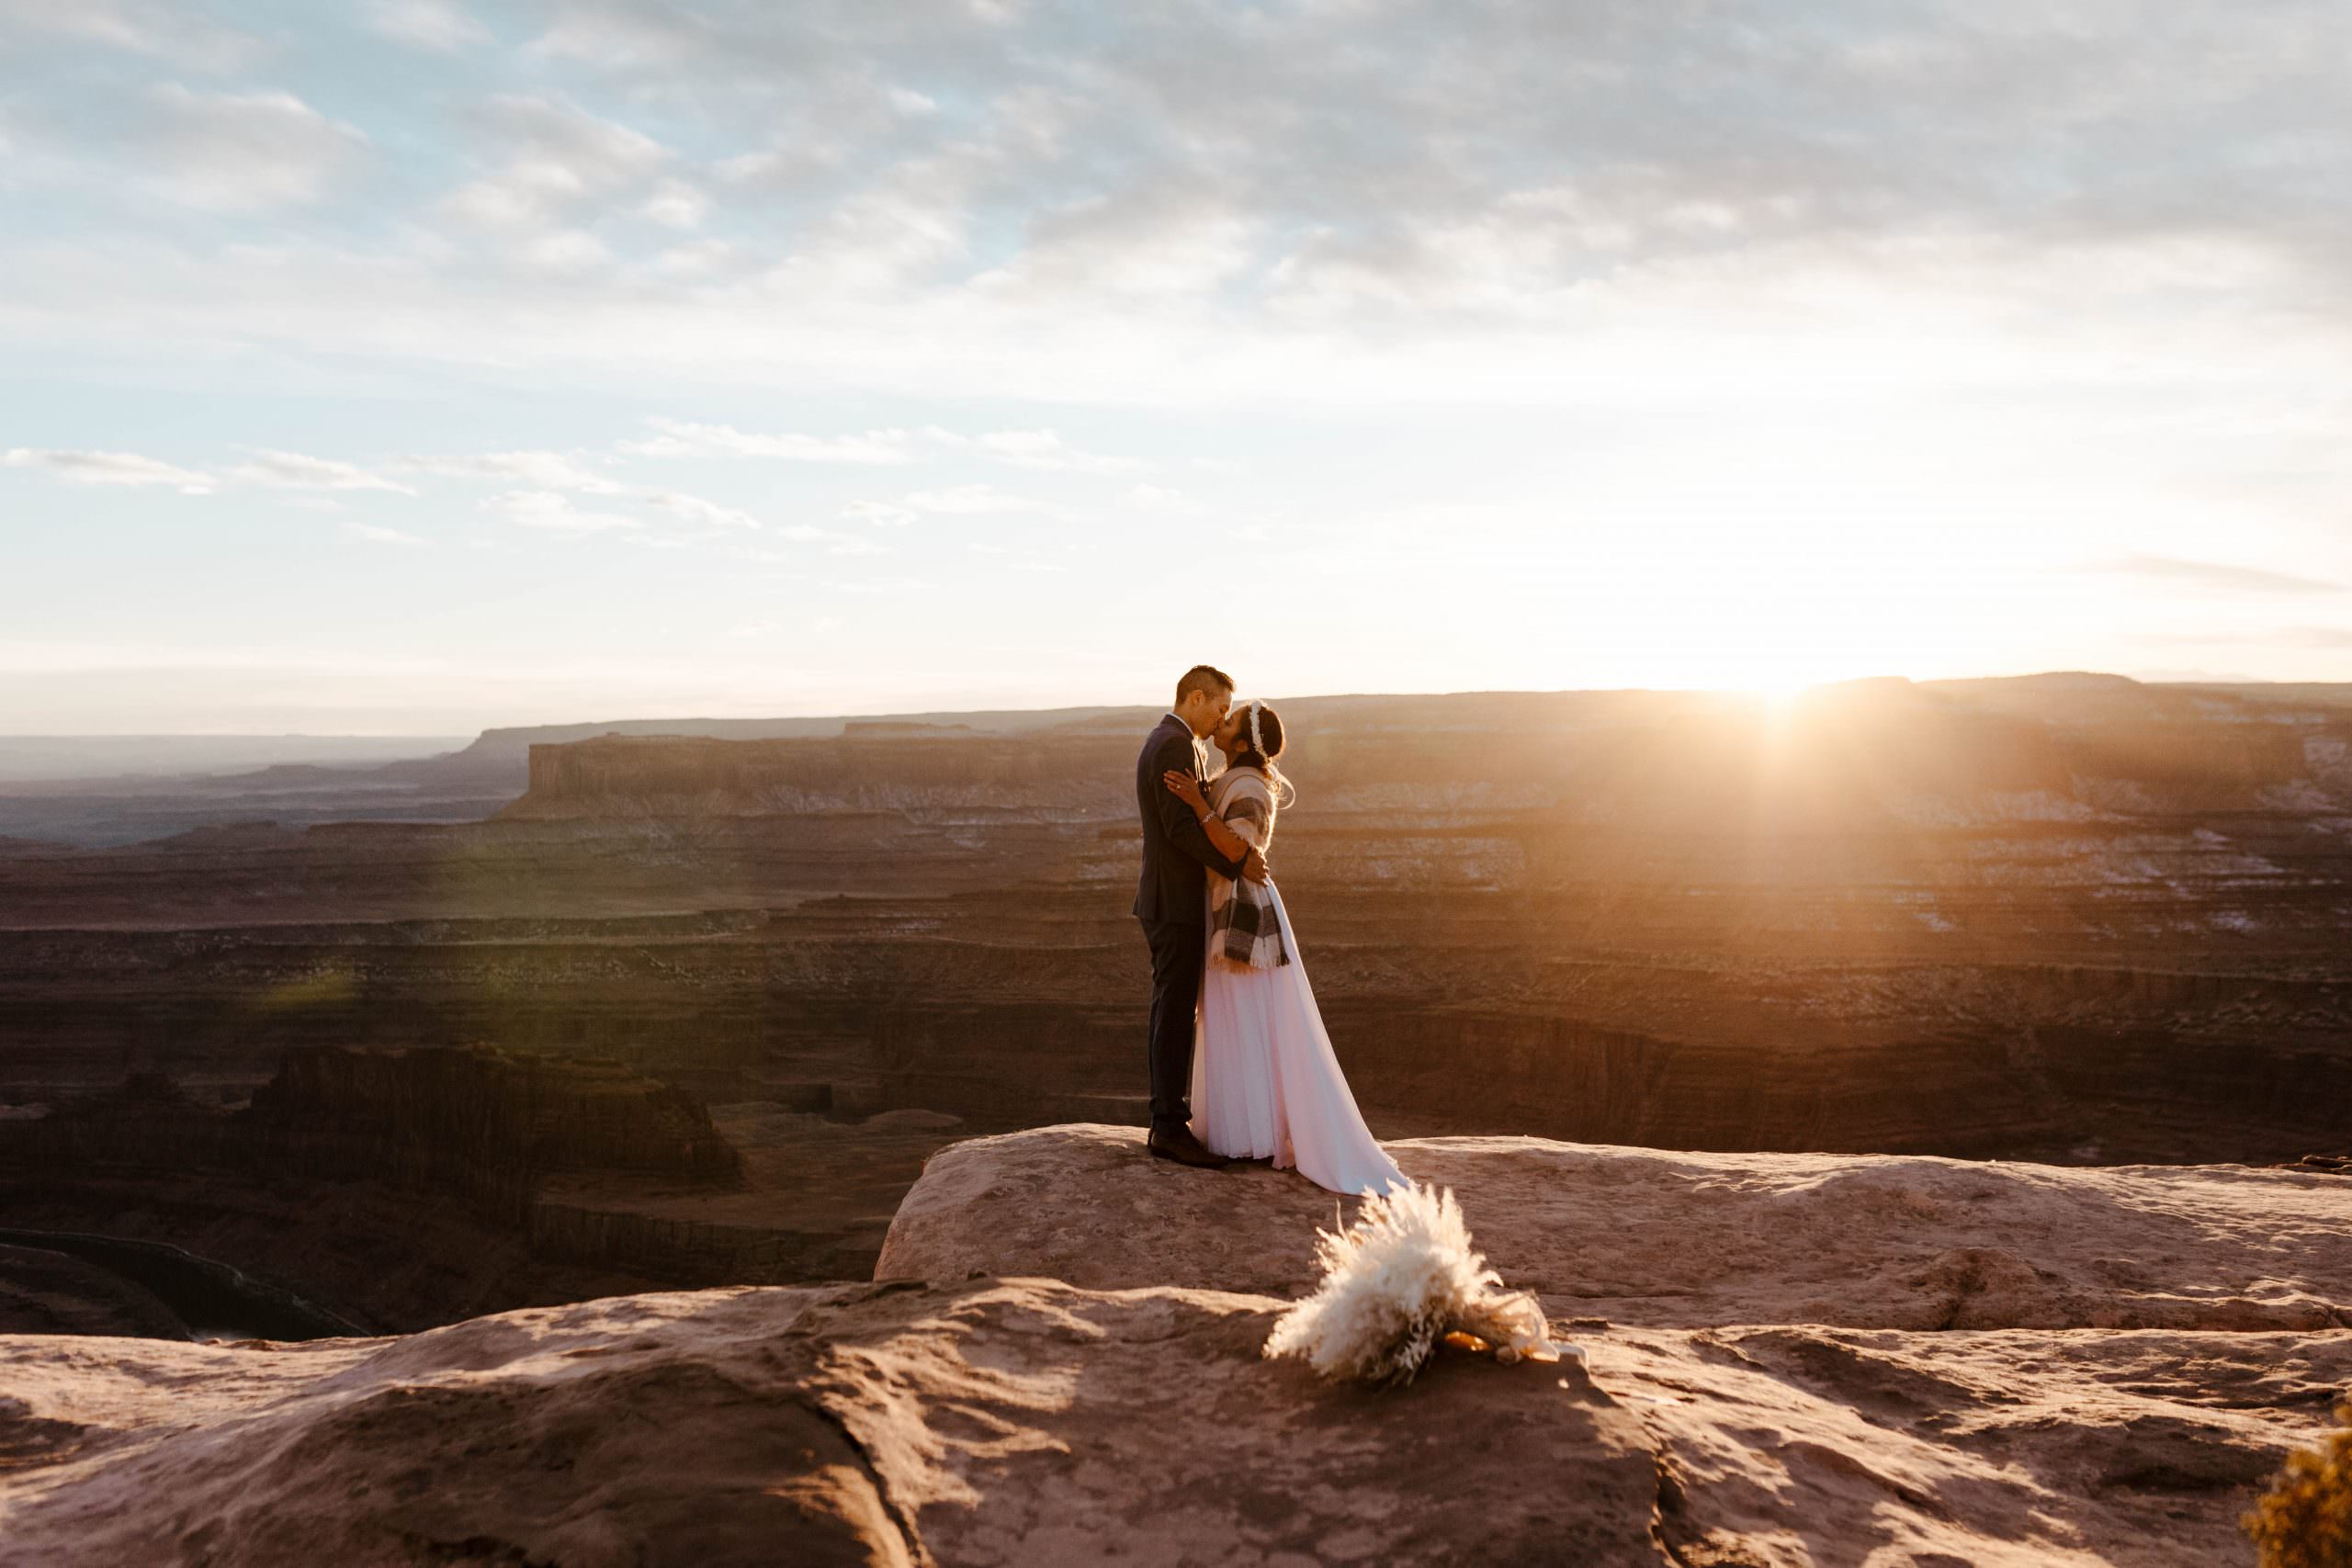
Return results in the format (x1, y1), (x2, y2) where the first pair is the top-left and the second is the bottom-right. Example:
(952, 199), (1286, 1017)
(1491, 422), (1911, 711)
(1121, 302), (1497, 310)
(1162, 700), (1408, 1196)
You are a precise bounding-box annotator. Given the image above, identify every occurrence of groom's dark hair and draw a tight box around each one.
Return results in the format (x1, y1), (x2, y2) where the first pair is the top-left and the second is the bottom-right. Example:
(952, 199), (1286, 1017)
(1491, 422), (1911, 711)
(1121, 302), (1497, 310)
(1175, 664), (1234, 705)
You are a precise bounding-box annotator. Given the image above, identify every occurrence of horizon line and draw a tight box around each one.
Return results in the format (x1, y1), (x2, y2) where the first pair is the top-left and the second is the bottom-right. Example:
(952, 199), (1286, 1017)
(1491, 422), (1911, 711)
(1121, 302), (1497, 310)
(7, 668), (2347, 742)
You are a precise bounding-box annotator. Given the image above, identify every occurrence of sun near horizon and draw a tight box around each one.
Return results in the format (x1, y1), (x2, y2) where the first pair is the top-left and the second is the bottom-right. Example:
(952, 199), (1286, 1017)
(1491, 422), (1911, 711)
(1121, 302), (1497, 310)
(4, 4), (2346, 733)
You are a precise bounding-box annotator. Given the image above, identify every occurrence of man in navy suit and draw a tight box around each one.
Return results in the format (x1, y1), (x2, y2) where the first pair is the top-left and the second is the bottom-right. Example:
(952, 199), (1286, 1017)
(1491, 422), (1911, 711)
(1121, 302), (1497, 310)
(1134, 663), (1268, 1168)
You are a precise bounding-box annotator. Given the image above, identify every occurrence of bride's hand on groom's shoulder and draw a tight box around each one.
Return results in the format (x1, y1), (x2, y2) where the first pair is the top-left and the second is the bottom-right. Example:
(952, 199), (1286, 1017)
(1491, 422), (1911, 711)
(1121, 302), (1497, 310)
(1162, 769), (1206, 810)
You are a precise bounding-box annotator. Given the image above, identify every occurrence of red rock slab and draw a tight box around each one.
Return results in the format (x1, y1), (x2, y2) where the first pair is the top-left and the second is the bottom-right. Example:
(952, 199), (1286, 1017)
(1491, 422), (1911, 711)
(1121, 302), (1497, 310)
(0, 1279), (1661, 1567)
(876, 1124), (2352, 1331)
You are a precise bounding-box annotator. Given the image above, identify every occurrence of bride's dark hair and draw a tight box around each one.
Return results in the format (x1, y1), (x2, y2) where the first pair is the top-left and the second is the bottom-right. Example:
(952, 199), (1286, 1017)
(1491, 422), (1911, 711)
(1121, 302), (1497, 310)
(1229, 701), (1295, 808)
(1232, 700), (1288, 771)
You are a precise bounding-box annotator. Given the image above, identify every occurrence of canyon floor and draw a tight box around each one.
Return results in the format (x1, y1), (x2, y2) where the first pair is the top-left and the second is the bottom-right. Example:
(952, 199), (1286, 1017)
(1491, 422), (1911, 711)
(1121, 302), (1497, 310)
(4, 1125), (2346, 1567)
(2, 675), (2349, 1334)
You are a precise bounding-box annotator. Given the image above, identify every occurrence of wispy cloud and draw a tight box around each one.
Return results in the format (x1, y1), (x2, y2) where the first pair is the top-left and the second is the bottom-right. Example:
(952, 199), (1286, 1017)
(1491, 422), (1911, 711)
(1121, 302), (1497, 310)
(0, 0), (258, 68)
(398, 449), (624, 492)
(620, 418), (915, 463)
(137, 85), (368, 212)
(643, 491), (758, 529)
(441, 93), (667, 233)
(480, 490), (640, 532)
(922, 427), (1143, 474)
(9, 445), (410, 497)
(651, 238), (741, 277)
(3, 447), (213, 492)
(729, 529), (889, 562)
(6, 0), (2350, 412)
(901, 482), (1029, 515)
(343, 521), (432, 547)
(8, 0), (2352, 722)
(366, 0), (490, 52)
(224, 449), (414, 494)
(406, 450), (762, 531)
(639, 177), (709, 230)
(841, 500), (915, 528)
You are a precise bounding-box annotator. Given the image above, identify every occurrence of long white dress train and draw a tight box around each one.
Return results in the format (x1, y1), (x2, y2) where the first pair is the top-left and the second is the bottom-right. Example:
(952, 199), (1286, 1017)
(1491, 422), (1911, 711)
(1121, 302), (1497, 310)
(1189, 878), (1407, 1196)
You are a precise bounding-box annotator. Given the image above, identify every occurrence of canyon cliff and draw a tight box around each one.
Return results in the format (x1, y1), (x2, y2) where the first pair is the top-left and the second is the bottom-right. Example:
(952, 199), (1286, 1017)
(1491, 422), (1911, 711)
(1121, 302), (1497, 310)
(0, 1049), (756, 1331)
(2, 676), (2347, 1328)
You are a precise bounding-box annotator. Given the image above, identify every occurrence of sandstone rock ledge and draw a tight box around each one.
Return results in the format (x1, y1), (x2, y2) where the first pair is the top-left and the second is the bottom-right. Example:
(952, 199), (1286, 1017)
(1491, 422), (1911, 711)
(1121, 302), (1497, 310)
(0, 1127), (2346, 1566)
(877, 1125), (2352, 1332)
(0, 1279), (1653, 1566)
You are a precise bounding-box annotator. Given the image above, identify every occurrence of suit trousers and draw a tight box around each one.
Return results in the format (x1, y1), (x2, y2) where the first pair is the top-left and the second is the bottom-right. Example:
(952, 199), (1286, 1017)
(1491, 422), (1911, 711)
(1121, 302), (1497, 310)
(1140, 916), (1206, 1133)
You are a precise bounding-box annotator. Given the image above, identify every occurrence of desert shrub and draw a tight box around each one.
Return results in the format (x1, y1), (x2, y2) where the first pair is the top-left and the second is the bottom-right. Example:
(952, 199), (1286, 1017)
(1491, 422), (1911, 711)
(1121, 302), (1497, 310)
(2245, 1403), (2352, 1568)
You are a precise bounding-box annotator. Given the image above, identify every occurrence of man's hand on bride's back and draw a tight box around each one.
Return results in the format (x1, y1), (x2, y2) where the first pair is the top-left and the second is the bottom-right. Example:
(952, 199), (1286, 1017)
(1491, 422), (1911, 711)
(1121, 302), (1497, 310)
(1241, 848), (1271, 885)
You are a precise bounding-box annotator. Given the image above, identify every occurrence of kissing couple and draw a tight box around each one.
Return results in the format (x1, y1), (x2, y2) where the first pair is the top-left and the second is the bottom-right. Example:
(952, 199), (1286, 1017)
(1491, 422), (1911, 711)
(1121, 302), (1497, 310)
(1131, 664), (1407, 1196)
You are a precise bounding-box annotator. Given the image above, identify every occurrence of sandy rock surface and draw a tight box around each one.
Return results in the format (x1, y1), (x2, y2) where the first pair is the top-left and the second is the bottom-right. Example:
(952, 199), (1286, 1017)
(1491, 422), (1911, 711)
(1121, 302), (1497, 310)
(873, 1126), (2352, 1564)
(878, 1124), (2352, 1330)
(1, 1278), (1657, 1567)
(5, 1126), (2348, 1566)
(1598, 1323), (2349, 1566)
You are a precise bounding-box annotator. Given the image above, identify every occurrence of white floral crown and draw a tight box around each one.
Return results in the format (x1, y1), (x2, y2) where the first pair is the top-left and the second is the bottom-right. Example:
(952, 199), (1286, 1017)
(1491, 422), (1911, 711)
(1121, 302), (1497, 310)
(1238, 698), (1296, 807)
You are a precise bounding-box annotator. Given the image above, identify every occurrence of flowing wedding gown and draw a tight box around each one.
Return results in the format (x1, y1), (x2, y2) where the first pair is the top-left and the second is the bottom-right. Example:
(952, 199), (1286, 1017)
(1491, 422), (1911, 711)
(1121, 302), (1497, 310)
(1188, 775), (1407, 1196)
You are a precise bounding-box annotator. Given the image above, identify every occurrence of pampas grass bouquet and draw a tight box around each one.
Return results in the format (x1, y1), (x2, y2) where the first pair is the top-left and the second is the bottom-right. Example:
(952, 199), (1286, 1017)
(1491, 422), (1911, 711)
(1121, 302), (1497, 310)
(1262, 1179), (1577, 1387)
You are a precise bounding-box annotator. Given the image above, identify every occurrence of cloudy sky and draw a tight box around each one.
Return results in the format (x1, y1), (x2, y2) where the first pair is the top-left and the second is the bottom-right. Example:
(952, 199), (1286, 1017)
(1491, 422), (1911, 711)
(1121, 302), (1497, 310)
(4, 0), (2348, 733)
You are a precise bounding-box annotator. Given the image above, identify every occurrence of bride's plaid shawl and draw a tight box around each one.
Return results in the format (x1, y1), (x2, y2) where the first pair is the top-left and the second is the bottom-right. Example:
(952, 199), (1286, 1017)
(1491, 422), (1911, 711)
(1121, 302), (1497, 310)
(1206, 766), (1291, 969)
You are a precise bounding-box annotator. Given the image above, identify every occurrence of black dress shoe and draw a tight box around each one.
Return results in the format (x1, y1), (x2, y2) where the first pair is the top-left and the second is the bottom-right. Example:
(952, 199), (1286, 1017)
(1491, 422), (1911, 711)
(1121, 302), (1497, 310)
(1148, 1125), (1230, 1168)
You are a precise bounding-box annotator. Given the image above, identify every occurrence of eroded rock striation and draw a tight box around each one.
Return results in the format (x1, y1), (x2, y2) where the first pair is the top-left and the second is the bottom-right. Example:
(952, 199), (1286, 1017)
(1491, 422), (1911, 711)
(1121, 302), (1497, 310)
(5, 1127), (2348, 1565)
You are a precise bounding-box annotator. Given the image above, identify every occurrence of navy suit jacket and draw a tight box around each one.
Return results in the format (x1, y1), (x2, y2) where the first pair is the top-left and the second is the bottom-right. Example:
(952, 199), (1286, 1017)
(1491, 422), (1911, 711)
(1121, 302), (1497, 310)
(1133, 714), (1247, 923)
